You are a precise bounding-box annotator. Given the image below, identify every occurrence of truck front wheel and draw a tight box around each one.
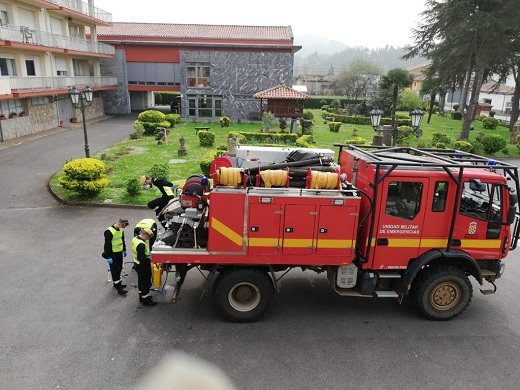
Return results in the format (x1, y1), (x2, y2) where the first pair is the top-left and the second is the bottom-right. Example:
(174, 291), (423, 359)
(412, 265), (473, 321)
(214, 268), (274, 322)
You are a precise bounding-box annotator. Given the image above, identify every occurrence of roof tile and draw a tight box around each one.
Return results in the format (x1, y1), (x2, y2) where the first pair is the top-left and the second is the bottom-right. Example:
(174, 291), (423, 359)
(253, 85), (309, 100)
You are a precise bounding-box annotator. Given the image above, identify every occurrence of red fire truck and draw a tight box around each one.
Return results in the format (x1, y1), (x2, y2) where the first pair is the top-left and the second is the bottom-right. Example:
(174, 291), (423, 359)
(151, 145), (520, 322)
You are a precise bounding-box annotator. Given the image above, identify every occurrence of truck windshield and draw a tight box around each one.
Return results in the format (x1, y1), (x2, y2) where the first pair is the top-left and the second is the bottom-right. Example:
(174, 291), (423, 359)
(459, 181), (501, 223)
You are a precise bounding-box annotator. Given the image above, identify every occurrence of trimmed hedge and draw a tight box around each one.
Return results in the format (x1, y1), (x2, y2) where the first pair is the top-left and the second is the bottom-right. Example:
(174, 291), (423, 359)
(59, 158), (110, 197)
(226, 131), (299, 145)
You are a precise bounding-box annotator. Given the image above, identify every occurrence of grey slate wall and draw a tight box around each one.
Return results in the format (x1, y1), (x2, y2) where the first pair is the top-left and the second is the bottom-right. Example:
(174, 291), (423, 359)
(100, 49), (131, 115)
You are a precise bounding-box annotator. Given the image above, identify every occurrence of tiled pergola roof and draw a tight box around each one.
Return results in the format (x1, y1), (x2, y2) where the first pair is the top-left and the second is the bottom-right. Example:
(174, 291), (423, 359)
(253, 85), (310, 100)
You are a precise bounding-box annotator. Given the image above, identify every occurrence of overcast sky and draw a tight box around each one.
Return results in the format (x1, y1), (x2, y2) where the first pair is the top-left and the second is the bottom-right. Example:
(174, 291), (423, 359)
(94, 0), (428, 49)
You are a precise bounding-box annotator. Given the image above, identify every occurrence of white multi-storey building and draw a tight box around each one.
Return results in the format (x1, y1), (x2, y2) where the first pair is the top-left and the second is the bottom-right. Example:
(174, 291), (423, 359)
(0, 0), (117, 141)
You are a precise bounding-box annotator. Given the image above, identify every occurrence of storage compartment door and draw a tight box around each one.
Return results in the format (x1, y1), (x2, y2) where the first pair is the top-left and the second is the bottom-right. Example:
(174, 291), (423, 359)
(248, 203), (281, 255)
(316, 205), (357, 257)
(282, 205), (316, 255)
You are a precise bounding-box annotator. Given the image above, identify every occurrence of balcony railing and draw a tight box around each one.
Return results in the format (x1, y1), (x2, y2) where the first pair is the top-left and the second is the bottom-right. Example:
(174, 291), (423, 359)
(47, 0), (112, 24)
(0, 24), (115, 56)
(9, 76), (118, 93)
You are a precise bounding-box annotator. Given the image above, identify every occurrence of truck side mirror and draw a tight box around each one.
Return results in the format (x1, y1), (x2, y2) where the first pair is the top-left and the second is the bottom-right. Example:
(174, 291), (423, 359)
(469, 179), (486, 192)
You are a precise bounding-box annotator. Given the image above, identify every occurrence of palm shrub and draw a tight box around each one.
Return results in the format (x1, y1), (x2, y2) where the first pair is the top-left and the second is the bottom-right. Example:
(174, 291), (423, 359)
(59, 158), (110, 197)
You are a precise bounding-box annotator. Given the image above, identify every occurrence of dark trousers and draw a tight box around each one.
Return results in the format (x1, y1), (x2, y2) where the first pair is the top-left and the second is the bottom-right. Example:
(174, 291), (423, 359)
(135, 260), (152, 298)
(147, 196), (173, 225)
(110, 251), (124, 286)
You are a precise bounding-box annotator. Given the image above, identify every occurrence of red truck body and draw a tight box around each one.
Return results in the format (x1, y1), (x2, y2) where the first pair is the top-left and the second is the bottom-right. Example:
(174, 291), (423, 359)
(151, 145), (520, 322)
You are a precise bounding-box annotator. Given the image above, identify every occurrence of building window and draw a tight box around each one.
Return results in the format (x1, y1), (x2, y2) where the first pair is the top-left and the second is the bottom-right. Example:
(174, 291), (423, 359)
(31, 96), (49, 106)
(187, 63), (210, 88)
(26, 60), (36, 76)
(73, 59), (85, 76)
(69, 25), (81, 38)
(0, 3), (8, 26)
(55, 57), (67, 76)
(187, 95), (222, 118)
(0, 99), (23, 117)
(484, 98), (492, 104)
(0, 58), (16, 76)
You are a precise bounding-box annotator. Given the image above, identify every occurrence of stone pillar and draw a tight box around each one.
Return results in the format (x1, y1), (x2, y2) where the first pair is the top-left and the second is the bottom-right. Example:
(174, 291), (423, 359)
(382, 125), (393, 146)
(178, 137), (187, 156)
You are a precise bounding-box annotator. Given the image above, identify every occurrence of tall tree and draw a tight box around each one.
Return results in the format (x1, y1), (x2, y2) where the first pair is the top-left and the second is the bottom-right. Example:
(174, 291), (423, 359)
(420, 76), (449, 123)
(405, 0), (518, 140)
(379, 68), (413, 145)
(333, 58), (382, 100)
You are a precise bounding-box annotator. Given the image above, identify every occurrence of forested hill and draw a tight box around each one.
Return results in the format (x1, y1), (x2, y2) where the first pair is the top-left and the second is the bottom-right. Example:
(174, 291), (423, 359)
(294, 35), (426, 76)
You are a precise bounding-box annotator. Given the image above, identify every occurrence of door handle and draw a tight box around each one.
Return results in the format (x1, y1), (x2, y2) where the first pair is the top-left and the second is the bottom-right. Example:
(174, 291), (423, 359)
(451, 239), (461, 247)
(377, 238), (389, 246)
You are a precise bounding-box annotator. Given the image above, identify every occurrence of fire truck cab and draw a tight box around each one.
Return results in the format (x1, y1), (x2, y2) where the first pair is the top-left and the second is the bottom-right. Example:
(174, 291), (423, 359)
(151, 145), (520, 322)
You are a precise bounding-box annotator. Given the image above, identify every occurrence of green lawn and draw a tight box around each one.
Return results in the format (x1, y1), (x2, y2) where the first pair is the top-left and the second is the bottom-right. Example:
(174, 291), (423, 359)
(50, 109), (518, 205)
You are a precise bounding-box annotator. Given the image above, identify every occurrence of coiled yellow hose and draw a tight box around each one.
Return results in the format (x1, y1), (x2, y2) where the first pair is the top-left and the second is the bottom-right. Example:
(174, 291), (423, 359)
(309, 171), (339, 189)
(260, 170), (288, 188)
(216, 167), (242, 188)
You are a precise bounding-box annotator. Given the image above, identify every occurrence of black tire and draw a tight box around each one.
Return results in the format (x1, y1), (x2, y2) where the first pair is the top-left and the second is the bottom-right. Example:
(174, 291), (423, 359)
(412, 265), (472, 321)
(214, 268), (274, 323)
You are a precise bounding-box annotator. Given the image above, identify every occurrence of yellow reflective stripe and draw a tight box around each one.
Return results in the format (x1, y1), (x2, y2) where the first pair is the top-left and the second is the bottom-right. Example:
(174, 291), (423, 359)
(164, 186), (174, 196)
(211, 217), (242, 246)
(460, 239), (501, 249)
(283, 238), (314, 248)
(249, 238), (279, 246)
(386, 239), (421, 247)
(317, 239), (354, 248)
(420, 239), (449, 247)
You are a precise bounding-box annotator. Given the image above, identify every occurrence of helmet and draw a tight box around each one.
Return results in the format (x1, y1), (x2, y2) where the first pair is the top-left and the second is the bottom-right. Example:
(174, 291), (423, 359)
(119, 218), (129, 227)
(139, 175), (147, 186)
(142, 228), (154, 237)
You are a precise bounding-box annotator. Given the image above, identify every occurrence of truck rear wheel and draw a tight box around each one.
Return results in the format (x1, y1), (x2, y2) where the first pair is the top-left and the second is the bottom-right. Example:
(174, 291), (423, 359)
(412, 265), (472, 321)
(214, 268), (274, 323)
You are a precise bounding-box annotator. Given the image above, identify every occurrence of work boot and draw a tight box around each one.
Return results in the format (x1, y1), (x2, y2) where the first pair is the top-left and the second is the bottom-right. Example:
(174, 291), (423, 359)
(142, 296), (157, 306)
(114, 283), (127, 289)
(115, 284), (128, 295)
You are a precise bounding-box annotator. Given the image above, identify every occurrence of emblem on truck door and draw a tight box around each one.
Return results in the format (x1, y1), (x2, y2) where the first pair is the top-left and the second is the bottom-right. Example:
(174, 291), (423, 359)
(468, 221), (477, 235)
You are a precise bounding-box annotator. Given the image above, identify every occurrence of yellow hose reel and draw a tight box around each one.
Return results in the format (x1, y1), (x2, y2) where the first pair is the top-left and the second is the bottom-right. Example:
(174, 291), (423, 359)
(260, 169), (289, 188)
(307, 171), (339, 189)
(215, 167), (243, 188)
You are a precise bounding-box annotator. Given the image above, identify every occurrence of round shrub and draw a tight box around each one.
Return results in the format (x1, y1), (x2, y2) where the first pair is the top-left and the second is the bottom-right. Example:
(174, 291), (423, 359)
(432, 132), (452, 146)
(138, 110), (165, 123)
(59, 158), (110, 196)
(126, 178), (141, 196)
(302, 110), (314, 120)
(198, 130), (215, 147)
(328, 122), (341, 132)
(148, 163), (169, 178)
(482, 117), (500, 130)
(454, 140), (473, 152)
(481, 134), (507, 154)
(453, 104), (459, 111)
(451, 112), (463, 120)
(220, 116), (230, 127)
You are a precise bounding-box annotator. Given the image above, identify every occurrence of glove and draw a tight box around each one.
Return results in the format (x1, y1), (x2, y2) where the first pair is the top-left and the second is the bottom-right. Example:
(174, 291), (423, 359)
(107, 258), (113, 265)
(123, 251), (127, 257)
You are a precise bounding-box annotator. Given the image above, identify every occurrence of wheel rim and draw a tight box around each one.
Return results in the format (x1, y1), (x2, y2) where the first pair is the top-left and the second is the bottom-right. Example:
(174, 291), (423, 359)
(430, 282), (461, 310)
(228, 282), (261, 312)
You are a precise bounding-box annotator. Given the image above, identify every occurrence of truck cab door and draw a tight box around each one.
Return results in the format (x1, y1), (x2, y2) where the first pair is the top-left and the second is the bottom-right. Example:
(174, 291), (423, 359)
(453, 181), (507, 259)
(371, 178), (429, 269)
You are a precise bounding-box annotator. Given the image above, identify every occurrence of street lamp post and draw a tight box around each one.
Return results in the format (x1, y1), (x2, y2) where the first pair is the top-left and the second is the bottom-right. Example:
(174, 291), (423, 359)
(370, 109), (383, 146)
(410, 108), (425, 141)
(69, 86), (93, 158)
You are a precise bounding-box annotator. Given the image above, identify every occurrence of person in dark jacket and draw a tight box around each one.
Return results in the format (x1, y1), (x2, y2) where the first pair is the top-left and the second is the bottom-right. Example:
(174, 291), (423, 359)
(132, 228), (157, 306)
(102, 218), (129, 295)
(140, 176), (174, 226)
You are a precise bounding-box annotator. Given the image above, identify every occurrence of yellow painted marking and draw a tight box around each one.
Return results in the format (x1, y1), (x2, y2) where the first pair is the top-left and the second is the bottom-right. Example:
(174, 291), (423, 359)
(211, 217), (242, 247)
(460, 239), (501, 249)
(317, 239), (355, 248)
(249, 238), (279, 246)
(420, 239), (449, 247)
(283, 238), (314, 248)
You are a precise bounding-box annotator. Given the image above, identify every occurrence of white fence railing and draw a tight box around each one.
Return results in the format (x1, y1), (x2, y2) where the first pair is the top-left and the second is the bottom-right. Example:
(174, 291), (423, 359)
(47, 0), (112, 23)
(0, 25), (115, 55)
(9, 76), (118, 92)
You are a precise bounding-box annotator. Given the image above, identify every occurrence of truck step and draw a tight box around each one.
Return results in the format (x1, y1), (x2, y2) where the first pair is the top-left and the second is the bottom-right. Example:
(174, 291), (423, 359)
(333, 286), (372, 297)
(375, 290), (399, 298)
(375, 271), (402, 279)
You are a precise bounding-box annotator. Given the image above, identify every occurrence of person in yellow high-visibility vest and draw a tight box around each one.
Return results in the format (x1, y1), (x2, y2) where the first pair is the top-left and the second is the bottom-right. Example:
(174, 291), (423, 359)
(132, 228), (157, 306)
(140, 176), (174, 227)
(102, 218), (129, 295)
(134, 218), (158, 248)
